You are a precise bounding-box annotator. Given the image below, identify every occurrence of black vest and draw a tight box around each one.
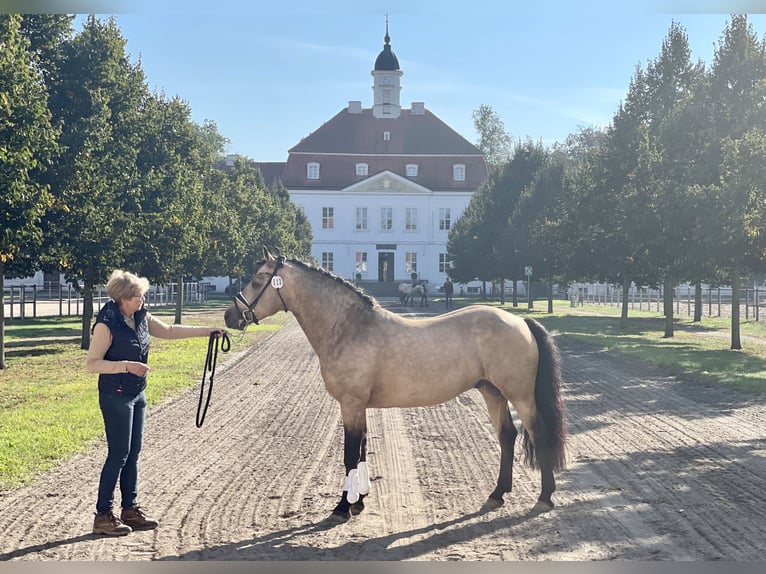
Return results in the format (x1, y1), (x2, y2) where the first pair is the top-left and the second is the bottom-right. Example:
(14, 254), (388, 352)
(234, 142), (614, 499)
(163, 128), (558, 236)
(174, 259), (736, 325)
(93, 300), (150, 396)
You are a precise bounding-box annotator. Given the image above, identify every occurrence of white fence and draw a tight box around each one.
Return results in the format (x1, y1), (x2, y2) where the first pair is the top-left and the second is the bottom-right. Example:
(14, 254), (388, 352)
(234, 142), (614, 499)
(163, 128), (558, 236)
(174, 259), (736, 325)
(569, 283), (766, 321)
(2, 282), (212, 320)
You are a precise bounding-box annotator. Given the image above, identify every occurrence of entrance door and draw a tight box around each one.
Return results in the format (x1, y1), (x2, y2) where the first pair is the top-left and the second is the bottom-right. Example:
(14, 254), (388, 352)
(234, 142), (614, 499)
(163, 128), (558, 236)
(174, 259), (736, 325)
(378, 253), (395, 282)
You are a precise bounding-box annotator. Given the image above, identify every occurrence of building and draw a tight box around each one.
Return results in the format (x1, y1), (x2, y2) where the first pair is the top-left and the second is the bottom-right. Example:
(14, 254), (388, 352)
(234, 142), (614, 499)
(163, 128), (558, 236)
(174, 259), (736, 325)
(259, 22), (489, 293)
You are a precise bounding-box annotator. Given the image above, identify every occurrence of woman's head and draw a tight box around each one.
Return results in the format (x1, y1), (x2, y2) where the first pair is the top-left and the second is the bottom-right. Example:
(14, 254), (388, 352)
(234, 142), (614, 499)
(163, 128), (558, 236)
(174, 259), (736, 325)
(106, 270), (150, 302)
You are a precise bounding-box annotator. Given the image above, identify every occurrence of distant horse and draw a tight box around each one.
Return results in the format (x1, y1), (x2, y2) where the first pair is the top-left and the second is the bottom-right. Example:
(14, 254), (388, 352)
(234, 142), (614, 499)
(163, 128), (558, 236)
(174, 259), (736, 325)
(224, 247), (567, 522)
(398, 282), (428, 307)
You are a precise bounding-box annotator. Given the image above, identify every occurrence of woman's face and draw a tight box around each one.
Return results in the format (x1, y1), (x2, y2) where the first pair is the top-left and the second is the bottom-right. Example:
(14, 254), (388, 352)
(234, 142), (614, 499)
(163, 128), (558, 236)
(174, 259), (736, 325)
(119, 293), (145, 315)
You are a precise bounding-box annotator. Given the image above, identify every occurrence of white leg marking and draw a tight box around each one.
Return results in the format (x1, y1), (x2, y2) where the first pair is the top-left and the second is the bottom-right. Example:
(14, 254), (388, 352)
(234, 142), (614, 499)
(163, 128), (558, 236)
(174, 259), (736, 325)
(344, 469), (360, 503)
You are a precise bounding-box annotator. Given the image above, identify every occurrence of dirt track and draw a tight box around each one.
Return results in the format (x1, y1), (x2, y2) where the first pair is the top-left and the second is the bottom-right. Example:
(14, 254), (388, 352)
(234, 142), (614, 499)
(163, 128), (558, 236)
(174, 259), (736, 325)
(1, 301), (765, 561)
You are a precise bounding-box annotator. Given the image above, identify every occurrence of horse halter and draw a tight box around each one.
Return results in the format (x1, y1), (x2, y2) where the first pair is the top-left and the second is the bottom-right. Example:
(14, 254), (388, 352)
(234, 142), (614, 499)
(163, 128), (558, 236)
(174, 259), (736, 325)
(233, 256), (288, 327)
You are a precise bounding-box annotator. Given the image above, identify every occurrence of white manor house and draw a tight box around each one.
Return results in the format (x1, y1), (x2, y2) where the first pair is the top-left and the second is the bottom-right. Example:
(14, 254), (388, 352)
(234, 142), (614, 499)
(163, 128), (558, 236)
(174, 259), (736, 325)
(254, 23), (489, 292)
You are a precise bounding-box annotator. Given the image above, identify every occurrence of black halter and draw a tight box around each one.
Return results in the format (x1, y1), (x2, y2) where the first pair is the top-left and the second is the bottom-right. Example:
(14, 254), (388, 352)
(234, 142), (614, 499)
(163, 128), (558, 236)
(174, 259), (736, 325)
(233, 256), (288, 326)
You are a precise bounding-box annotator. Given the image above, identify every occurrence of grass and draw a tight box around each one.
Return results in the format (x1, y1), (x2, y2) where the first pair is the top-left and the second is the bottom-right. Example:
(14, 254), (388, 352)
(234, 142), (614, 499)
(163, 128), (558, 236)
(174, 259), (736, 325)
(0, 299), (288, 491)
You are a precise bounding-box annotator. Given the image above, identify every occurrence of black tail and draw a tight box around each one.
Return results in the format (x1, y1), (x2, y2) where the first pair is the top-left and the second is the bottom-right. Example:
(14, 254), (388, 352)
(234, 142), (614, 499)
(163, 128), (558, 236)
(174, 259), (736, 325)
(521, 317), (567, 472)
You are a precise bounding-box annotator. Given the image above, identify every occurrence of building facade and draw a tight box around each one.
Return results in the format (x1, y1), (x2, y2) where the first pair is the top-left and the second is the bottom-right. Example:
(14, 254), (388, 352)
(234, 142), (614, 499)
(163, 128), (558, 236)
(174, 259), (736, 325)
(271, 24), (489, 290)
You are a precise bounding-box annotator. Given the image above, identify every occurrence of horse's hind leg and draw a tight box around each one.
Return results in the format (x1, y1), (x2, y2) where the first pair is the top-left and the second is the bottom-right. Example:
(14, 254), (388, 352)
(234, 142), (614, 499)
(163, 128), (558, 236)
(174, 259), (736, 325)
(476, 381), (518, 509)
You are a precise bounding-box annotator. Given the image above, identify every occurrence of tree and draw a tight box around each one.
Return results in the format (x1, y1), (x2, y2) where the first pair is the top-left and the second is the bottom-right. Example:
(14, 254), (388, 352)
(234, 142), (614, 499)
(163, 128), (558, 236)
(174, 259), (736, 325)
(0, 15), (60, 369)
(41, 15), (150, 349)
(704, 14), (766, 349)
(472, 104), (512, 171)
(642, 20), (706, 338)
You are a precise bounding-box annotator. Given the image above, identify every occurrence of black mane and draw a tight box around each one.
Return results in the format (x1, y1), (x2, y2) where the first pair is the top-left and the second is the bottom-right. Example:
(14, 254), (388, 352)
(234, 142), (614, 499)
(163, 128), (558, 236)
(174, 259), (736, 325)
(287, 258), (378, 310)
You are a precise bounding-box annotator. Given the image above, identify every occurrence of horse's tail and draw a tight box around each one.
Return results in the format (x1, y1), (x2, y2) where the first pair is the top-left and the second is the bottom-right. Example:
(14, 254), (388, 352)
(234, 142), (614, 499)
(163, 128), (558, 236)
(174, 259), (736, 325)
(521, 317), (567, 472)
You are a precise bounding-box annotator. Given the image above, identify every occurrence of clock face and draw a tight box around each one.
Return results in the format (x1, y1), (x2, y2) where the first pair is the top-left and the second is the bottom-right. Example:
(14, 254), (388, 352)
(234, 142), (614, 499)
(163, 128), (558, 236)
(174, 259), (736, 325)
(382, 75), (392, 85)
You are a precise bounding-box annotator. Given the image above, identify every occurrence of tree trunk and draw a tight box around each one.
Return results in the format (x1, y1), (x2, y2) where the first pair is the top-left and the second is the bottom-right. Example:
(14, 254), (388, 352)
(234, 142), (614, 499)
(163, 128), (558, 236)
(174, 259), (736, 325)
(80, 278), (94, 350)
(620, 276), (629, 329)
(663, 277), (674, 338)
(0, 263), (5, 370)
(731, 268), (741, 350)
(512, 280), (518, 307)
(500, 279), (505, 305)
(693, 282), (703, 323)
(175, 273), (183, 325)
(547, 278), (554, 313)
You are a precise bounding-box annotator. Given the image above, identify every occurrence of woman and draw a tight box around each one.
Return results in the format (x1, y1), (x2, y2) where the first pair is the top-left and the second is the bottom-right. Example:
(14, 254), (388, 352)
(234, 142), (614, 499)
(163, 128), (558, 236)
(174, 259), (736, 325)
(86, 270), (223, 536)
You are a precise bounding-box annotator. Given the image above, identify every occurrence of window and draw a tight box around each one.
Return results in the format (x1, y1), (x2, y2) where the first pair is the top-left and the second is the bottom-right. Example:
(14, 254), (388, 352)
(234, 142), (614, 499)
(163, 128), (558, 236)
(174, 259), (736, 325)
(380, 207), (393, 231)
(439, 253), (450, 273)
(405, 252), (417, 274)
(383, 131), (390, 141)
(322, 207), (334, 229)
(321, 252), (334, 272)
(452, 164), (465, 181)
(355, 207), (368, 231)
(382, 88), (392, 104)
(405, 207), (417, 231)
(355, 163), (368, 176)
(439, 208), (451, 231)
(307, 162), (320, 180)
(355, 252), (368, 273)
(406, 164), (418, 177)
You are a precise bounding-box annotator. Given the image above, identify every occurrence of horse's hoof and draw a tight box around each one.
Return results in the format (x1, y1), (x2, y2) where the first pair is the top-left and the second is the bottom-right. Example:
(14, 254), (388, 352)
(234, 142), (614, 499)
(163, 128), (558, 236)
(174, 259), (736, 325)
(531, 500), (554, 514)
(349, 501), (365, 515)
(481, 497), (504, 512)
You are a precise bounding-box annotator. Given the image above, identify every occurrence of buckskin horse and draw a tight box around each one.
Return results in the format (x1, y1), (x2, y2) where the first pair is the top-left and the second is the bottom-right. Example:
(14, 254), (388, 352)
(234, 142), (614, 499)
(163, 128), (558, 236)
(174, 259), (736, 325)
(224, 247), (567, 522)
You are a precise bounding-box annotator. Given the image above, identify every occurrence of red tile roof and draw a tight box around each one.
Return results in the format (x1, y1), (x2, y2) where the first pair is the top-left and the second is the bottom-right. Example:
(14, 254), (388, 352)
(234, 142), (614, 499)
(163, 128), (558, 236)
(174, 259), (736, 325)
(281, 107), (488, 191)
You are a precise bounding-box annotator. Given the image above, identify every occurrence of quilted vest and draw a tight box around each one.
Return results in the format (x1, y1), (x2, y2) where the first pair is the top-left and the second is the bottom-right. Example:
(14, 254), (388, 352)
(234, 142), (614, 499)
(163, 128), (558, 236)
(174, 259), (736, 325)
(93, 299), (150, 396)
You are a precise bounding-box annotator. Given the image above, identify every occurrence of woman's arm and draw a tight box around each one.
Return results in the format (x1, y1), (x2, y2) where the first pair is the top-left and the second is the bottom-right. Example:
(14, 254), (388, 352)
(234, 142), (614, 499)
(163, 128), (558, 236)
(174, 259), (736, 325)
(85, 323), (130, 374)
(147, 313), (222, 339)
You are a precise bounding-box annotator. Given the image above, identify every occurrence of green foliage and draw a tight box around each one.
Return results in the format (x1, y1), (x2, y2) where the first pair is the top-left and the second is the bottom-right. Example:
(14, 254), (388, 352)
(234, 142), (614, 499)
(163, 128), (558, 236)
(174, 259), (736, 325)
(0, 14), (59, 271)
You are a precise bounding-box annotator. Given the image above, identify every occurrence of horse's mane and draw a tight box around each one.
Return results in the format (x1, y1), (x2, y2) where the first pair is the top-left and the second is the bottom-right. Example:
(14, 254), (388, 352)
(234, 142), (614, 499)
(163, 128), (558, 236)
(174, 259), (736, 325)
(286, 258), (378, 310)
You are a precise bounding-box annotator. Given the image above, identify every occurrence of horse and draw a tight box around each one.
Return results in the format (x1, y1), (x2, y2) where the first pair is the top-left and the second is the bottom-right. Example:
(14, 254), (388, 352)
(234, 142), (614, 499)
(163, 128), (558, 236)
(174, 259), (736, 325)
(224, 247), (567, 522)
(398, 282), (428, 307)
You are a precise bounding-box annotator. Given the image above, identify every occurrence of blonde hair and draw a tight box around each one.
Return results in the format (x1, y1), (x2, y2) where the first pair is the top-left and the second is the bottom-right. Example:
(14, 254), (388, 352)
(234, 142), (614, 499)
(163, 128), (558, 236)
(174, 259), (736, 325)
(106, 269), (150, 302)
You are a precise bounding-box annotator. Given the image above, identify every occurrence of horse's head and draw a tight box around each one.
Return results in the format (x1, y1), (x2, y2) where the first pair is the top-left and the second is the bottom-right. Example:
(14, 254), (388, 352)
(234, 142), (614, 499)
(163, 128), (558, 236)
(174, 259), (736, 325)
(224, 246), (288, 330)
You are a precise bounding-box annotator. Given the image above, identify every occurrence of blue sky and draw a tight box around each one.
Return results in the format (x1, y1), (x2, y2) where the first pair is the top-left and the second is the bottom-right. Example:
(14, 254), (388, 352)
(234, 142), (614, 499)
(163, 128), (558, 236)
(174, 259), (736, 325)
(62, 1), (766, 161)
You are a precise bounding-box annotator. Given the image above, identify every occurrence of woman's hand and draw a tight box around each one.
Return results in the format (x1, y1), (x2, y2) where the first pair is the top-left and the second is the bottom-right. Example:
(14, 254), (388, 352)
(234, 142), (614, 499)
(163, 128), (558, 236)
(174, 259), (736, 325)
(126, 361), (150, 376)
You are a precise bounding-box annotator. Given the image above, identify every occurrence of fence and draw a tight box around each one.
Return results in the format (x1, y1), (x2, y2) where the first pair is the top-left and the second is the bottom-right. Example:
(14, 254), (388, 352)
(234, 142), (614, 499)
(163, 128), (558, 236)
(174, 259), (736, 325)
(570, 284), (766, 321)
(2, 281), (212, 320)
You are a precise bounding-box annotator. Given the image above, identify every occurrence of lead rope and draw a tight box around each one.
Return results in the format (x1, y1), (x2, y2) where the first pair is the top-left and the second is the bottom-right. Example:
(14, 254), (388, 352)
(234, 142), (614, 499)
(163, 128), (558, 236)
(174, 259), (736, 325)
(196, 330), (231, 428)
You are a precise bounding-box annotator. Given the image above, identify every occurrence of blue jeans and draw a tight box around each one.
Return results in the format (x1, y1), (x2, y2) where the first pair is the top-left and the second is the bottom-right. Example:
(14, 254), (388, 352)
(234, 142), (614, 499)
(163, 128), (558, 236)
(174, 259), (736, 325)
(96, 388), (146, 515)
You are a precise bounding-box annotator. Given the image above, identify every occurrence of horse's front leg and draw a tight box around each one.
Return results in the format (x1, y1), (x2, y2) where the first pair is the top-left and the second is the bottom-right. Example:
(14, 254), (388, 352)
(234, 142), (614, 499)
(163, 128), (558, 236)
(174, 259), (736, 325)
(332, 407), (369, 521)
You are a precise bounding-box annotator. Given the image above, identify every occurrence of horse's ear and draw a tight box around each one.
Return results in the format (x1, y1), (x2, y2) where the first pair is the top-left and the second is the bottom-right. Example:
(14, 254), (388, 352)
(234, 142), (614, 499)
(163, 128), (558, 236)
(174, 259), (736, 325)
(272, 246), (282, 258)
(263, 246), (275, 263)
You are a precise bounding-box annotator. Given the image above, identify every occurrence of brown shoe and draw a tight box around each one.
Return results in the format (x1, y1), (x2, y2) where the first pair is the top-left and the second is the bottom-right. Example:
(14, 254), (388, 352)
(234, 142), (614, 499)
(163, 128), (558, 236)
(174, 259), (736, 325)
(93, 511), (132, 536)
(120, 506), (159, 531)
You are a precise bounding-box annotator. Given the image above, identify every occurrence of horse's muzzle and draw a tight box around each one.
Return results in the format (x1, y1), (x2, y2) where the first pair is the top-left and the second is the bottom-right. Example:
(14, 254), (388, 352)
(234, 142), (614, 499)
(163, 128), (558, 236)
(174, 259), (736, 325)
(224, 306), (247, 330)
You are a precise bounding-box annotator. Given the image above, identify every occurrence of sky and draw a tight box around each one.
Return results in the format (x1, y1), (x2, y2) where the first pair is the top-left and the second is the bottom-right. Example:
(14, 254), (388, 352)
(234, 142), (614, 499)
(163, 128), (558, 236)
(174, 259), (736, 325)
(12, 1), (766, 162)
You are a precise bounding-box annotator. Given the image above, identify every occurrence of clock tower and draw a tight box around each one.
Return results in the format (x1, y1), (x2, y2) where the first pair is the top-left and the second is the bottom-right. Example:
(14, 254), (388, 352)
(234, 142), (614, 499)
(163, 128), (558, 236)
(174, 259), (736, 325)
(371, 18), (403, 119)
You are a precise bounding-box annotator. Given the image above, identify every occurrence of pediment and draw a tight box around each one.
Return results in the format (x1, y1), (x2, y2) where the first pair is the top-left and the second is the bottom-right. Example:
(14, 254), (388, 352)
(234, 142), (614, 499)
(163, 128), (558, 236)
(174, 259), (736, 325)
(342, 170), (432, 195)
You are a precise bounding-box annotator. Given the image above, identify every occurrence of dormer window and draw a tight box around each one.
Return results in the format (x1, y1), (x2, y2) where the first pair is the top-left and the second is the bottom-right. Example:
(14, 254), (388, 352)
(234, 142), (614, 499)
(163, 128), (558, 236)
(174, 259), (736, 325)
(355, 163), (369, 176)
(405, 164), (418, 177)
(452, 164), (465, 182)
(383, 131), (390, 141)
(307, 162), (320, 180)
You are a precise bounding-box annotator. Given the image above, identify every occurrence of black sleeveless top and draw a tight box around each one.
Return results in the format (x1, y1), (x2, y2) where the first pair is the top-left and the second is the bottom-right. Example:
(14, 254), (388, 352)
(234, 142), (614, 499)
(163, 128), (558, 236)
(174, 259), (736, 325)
(93, 300), (150, 396)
